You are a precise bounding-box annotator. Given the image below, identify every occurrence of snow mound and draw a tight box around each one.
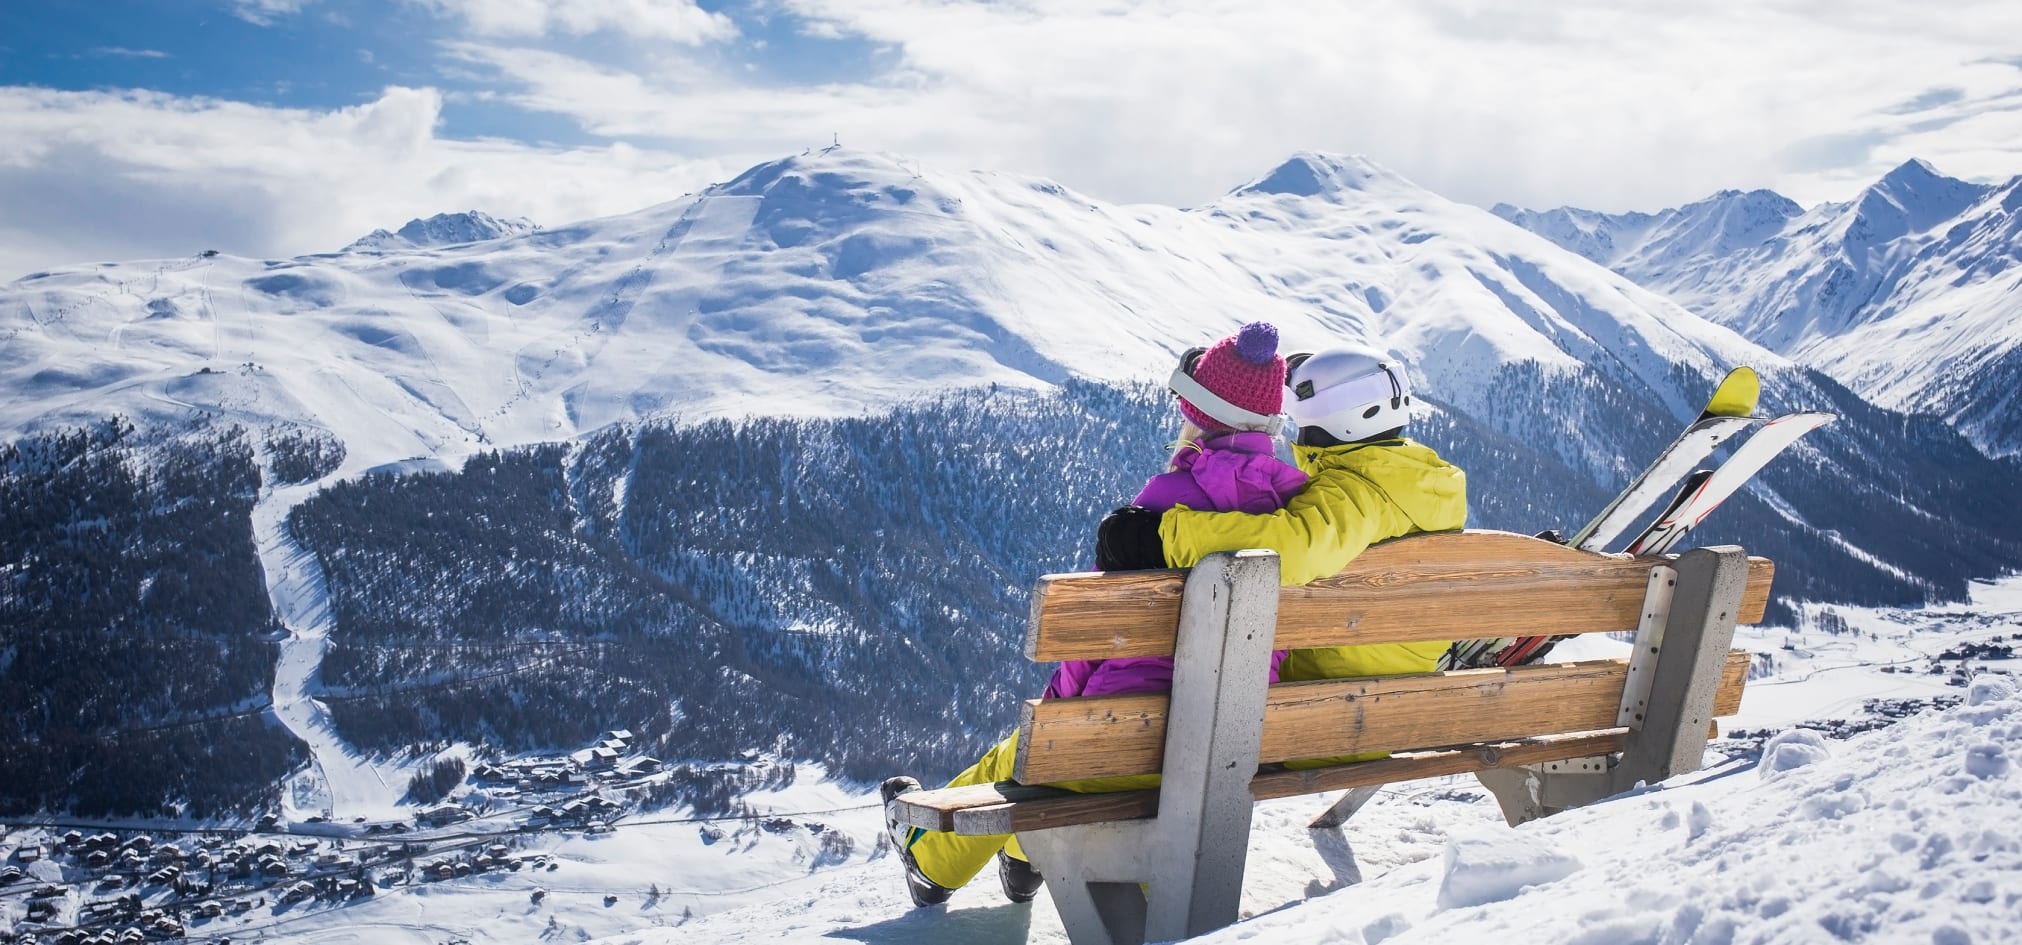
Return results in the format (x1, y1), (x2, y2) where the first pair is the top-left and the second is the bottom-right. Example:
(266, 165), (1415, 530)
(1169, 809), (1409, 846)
(1433, 831), (1582, 910)
(1756, 727), (1831, 778)
(1968, 672), (2018, 706)
(1964, 742), (2010, 779)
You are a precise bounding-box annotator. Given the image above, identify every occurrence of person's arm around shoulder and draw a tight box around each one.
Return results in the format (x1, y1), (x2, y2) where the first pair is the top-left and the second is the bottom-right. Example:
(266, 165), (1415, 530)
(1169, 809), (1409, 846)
(1156, 444), (1464, 585)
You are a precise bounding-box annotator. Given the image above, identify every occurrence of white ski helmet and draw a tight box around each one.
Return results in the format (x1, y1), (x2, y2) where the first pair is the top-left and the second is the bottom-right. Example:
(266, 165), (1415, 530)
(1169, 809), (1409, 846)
(1284, 345), (1413, 442)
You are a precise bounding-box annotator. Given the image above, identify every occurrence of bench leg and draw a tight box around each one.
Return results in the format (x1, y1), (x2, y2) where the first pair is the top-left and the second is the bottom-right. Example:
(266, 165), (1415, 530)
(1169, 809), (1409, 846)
(1307, 784), (1382, 829)
(1474, 766), (1543, 824)
(1477, 546), (1750, 826)
(1474, 760), (1612, 826)
(1150, 549), (1277, 941)
(1610, 546), (1749, 792)
(1020, 823), (1153, 945)
(1020, 807), (1259, 945)
(1019, 550), (1280, 945)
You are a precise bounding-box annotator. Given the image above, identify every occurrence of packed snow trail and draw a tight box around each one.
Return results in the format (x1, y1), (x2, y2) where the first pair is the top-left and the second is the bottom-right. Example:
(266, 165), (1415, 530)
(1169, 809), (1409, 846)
(253, 477), (404, 819)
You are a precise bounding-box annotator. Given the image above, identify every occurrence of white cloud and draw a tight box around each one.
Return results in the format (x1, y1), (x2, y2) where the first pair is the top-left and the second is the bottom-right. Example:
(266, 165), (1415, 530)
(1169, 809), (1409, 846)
(410, 0), (737, 44)
(440, 41), (980, 151)
(88, 47), (171, 59)
(8, 0), (2022, 277)
(443, 0), (2022, 213)
(229, 0), (318, 26)
(779, 0), (2022, 211)
(0, 87), (735, 280)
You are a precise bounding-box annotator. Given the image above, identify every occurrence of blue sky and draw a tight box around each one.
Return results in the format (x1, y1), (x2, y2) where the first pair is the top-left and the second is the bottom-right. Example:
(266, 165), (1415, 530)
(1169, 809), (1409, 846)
(0, 1), (888, 142)
(3, 0), (2021, 279)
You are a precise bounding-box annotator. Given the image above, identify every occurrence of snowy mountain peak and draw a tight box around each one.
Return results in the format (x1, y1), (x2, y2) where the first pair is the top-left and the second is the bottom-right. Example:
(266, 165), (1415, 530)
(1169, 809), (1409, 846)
(344, 210), (540, 253)
(701, 147), (982, 250)
(1491, 187), (1800, 272)
(1708, 187), (1804, 219)
(1674, 188), (1804, 253)
(1876, 157), (1951, 193)
(715, 147), (921, 193)
(1231, 152), (1417, 201)
(1849, 158), (1991, 240)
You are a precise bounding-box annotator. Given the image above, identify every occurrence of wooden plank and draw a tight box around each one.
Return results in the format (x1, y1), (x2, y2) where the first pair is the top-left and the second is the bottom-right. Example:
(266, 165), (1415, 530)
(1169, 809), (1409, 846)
(890, 782), (1032, 833)
(1028, 530), (1775, 662)
(953, 730), (1630, 835)
(1248, 729), (1629, 802)
(1015, 649), (1754, 784)
(1713, 646), (1750, 716)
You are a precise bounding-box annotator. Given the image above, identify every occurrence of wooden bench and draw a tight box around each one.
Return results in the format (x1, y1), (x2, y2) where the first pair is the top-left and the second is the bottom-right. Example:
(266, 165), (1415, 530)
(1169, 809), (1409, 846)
(890, 530), (1773, 945)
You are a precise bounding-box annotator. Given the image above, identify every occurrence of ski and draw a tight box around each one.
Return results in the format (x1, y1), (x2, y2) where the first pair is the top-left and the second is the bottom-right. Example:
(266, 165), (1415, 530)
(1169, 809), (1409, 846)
(1442, 367), (1762, 671)
(1485, 478), (1717, 667)
(1626, 411), (1837, 555)
(1568, 366), (1761, 552)
(1498, 411), (1836, 667)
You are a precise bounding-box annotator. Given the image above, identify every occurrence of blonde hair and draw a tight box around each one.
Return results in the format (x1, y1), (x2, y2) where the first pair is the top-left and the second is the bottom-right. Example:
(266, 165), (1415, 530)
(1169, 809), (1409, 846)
(1165, 418), (1207, 470)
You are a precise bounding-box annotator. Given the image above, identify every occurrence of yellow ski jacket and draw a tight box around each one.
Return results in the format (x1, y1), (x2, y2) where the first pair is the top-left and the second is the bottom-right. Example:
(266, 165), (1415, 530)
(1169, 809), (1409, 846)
(1157, 437), (1468, 680)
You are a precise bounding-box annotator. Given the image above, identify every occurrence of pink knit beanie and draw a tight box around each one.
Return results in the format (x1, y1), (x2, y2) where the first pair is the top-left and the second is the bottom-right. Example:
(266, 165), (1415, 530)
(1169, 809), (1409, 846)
(1180, 322), (1286, 433)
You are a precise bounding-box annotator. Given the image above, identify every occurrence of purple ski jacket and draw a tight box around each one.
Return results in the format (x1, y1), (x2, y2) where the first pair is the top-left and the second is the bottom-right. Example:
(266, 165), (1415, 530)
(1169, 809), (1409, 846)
(1045, 432), (1306, 699)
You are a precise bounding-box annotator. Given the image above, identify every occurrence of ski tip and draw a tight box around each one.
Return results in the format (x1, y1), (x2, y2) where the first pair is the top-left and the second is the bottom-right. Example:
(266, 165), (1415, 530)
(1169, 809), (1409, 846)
(1702, 366), (1760, 419)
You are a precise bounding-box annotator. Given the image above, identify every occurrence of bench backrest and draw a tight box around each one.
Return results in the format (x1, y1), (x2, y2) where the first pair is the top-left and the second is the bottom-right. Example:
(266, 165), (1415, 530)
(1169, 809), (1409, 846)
(1027, 530), (1773, 660)
(1013, 530), (1772, 784)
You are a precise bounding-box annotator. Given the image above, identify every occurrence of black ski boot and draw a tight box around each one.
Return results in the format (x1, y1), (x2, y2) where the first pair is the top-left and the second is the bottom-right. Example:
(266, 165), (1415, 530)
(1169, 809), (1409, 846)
(881, 776), (954, 907)
(997, 851), (1043, 903)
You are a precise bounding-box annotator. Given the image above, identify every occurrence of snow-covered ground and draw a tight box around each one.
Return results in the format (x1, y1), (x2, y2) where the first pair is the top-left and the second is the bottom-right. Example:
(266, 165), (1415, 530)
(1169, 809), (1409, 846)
(74, 574), (2000, 945)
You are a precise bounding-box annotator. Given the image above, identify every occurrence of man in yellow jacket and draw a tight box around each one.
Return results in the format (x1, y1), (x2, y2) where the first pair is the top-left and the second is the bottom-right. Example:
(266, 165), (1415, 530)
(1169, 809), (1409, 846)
(883, 345), (1468, 907)
(1104, 345), (1468, 676)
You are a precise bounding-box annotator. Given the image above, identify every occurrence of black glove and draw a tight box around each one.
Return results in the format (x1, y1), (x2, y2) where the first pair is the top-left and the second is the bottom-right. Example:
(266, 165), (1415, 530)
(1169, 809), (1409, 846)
(1095, 505), (1167, 571)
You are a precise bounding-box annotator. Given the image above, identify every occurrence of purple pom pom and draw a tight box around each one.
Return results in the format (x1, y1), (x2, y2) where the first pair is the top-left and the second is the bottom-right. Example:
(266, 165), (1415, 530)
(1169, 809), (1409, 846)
(1234, 322), (1279, 365)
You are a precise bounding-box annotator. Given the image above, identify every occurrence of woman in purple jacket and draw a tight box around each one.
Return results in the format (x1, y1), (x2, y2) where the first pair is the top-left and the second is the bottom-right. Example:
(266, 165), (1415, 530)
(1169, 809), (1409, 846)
(1046, 321), (1304, 699)
(882, 322), (1305, 907)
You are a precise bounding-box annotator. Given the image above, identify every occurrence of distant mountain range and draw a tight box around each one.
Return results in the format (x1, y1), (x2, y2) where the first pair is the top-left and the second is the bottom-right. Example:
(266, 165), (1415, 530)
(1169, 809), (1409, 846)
(343, 210), (541, 254)
(4, 147), (2019, 816)
(1497, 158), (2022, 457)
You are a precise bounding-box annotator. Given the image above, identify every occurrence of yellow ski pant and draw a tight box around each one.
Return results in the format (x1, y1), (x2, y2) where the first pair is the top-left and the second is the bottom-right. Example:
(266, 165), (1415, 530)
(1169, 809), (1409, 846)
(902, 731), (1161, 890)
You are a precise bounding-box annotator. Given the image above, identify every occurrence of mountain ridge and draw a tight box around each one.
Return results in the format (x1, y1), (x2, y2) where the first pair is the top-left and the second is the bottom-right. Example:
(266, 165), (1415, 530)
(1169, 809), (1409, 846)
(2, 146), (2010, 614)
(0, 146), (1781, 470)
(1497, 159), (2022, 456)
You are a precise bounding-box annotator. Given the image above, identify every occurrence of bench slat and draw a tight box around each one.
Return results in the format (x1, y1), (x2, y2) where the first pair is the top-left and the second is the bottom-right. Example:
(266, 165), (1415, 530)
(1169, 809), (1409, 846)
(925, 730), (1631, 836)
(1027, 530), (1774, 662)
(1015, 649), (1751, 784)
(897, 654), (1747, 835)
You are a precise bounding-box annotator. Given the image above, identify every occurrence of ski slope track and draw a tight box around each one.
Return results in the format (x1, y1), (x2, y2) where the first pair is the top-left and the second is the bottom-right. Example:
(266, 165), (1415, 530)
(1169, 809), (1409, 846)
(255, 473), (410, 821)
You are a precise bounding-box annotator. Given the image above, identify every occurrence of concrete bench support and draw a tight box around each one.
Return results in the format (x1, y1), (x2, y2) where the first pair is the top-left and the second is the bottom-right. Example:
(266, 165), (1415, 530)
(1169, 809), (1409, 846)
(1475, 545), (1750, 824)
(1019, 550), (1281, 945)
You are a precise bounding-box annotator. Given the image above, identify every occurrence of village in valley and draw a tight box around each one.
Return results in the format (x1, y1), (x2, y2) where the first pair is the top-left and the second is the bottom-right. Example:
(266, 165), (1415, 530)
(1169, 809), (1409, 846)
(0, 730), (687, 944)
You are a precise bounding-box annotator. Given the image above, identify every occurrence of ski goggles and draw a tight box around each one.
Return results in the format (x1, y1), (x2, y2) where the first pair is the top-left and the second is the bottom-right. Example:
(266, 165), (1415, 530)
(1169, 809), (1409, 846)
(1167, 346), (1287, 435)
